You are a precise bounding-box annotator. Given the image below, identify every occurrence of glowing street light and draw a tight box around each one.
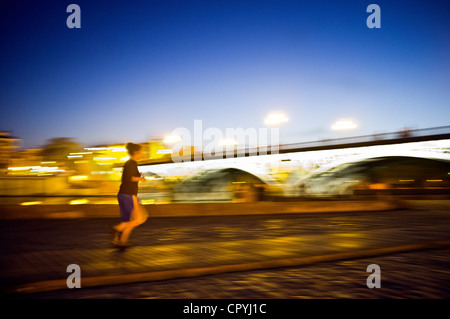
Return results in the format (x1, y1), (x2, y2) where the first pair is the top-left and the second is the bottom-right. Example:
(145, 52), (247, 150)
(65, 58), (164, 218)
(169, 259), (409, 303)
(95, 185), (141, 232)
(331, 120), (358, 130)
(264, 113), (289, 125)
(218, 138), (238, 147)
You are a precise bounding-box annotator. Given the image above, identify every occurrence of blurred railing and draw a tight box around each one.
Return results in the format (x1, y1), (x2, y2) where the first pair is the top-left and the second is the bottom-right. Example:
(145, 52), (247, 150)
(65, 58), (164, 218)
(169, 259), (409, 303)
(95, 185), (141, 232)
(280, 125), (450, 152)
(140, 125), (450, 165)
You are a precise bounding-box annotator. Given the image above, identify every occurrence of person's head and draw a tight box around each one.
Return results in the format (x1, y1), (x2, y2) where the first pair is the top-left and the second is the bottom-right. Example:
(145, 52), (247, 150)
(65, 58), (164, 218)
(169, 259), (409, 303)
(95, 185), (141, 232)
(126, 142), (143, 161)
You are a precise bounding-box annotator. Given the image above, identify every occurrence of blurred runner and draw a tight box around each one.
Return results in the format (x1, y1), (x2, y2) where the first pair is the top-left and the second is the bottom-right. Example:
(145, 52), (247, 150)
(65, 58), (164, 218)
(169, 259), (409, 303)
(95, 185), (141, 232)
(113, 142), (147, 247)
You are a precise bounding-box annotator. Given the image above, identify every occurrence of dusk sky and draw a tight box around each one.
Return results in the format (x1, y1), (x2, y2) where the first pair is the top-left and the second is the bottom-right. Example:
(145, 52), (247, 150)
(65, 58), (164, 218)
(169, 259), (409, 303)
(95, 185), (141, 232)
(1, 0), (449, 149)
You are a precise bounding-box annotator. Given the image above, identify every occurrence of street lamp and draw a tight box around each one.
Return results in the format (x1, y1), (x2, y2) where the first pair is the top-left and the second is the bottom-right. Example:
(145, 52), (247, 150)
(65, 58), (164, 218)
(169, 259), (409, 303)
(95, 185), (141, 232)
(331, 120), (358, 130)
(218, 138), (238, 147)
(264, 112), (289, 125)
(263, 112), (289, 150)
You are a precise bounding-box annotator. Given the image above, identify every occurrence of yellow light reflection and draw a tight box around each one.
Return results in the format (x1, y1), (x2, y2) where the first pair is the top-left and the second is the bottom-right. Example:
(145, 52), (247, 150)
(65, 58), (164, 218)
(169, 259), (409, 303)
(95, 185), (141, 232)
(69, 199), (89, 205)
(20, 201), (42, 206)
(70, 175), (88, 181)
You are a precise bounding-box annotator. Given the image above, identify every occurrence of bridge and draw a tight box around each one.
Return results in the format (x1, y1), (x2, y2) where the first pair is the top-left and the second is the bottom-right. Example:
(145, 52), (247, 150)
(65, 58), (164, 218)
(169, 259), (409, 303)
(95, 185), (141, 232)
(139, 126), (450, 181)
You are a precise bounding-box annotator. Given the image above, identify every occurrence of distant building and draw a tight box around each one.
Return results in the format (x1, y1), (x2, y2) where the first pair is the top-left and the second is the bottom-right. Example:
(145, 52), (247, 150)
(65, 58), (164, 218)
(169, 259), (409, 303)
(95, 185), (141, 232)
(13, 148), (44, 167)
(0, 131), (21, 170)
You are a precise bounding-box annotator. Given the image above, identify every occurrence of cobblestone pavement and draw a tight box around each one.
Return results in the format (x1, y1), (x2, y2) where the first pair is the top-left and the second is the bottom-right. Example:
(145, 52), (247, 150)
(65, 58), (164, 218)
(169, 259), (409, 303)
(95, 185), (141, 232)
(26, 249), (450, 299)
(1, 206), (450, 298)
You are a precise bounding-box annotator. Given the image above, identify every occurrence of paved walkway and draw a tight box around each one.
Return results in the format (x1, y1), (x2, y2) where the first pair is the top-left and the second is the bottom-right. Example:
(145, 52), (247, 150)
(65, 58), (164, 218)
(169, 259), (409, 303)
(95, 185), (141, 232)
(1, 207), (450, 292)
(25, 249), (450, 299)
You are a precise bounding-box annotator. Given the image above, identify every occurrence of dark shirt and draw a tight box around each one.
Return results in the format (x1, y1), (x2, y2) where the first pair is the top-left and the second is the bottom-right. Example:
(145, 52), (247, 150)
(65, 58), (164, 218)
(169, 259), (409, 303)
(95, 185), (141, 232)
(119, 159), (140, 195)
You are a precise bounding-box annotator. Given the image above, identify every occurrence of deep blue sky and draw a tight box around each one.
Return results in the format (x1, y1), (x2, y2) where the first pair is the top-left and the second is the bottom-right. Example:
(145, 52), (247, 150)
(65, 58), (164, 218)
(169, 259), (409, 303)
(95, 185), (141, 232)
(1, 0), (449, 148)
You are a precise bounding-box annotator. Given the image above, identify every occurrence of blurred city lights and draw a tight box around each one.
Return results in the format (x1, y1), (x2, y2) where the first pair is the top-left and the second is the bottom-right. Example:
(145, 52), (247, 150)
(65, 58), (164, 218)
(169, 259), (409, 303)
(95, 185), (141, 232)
(157, 149), (173, 154)
(163, 135), (182, 144)
(69, 175), (88, 181)
(8, 166), (41, 171)
(7, 166), (64, 174)
(84, 147), (108, 151)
